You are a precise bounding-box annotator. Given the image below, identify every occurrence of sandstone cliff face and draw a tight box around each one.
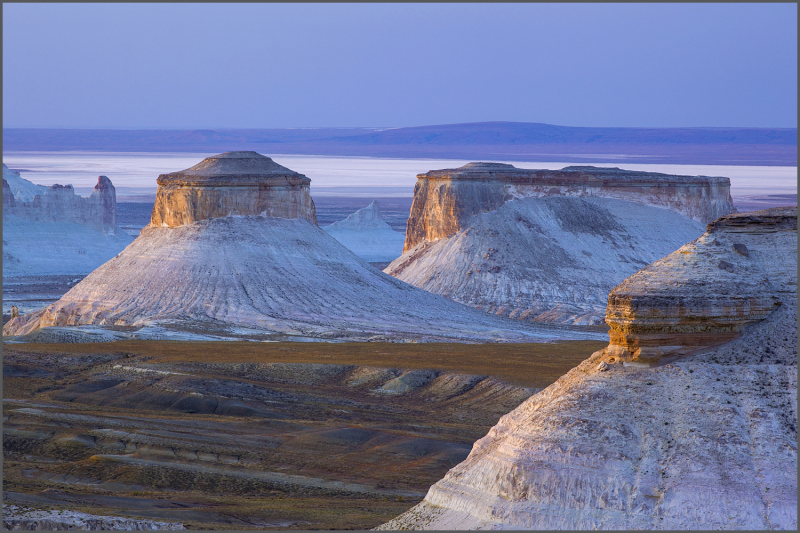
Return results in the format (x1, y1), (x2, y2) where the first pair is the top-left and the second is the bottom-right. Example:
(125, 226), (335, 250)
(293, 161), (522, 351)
(404, 163), (735, 252)
(606, 207), (797, 363)
(381, 208), (797, 531)
(150, 151), (316, 227)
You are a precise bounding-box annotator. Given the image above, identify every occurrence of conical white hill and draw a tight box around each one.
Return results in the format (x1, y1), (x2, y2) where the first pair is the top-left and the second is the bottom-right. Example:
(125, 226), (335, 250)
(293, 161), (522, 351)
(4, 152), (599, 342)
(324, 201), (406, 262)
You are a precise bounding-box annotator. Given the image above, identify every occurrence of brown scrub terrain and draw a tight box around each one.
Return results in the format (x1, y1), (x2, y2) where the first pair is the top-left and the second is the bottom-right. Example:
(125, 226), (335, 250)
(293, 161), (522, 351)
(2, 339), (605, 530)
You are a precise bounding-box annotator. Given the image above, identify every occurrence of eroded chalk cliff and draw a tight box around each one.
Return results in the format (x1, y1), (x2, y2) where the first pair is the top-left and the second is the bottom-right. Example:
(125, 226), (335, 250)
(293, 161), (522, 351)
(381, 207), (797, 530)
(3, 167), (132, 277)
(404, 163), (735, 252)
(387, 163), (735, 325)
(3, 164), (120, 234)
(606, 207), (797, 363)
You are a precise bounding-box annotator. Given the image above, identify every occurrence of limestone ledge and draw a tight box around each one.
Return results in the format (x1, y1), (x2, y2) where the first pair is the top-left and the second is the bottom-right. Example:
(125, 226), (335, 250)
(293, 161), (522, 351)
(606, 207), (797, 363)
(150, 182), (317, 227)
(150, 152), (317, 227)
(404, 163), (735, 251)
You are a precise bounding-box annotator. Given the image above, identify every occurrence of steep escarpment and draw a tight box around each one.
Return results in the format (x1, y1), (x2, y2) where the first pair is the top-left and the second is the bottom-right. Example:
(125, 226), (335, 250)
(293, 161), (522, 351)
(606, 207), (797, 363)
(388, 195), (705, 325)
(404, 163), (735, 251)
(381, 208), (797, 530)
(3, 152), (599, 343)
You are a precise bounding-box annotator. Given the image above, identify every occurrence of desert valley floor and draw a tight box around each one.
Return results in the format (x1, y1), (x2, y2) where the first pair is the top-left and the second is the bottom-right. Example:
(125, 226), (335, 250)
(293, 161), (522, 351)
(2, 339), (606, 530)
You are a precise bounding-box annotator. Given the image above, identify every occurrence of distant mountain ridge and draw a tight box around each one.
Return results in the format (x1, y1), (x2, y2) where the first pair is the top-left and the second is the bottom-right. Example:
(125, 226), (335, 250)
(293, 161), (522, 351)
(4, 122), (796, 166)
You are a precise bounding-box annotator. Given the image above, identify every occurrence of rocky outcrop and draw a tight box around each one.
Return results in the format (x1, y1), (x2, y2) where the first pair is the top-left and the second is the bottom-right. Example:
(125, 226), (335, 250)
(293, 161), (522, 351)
(404, 163), (735, 251)
(2, 505), (185, 530)
(3, 167), (120, 235)
(150, 151), (316, 227)
(3, 167), (132, 277)
(387, 196), (705, 325)
(606, 207), (797, 363)
(3, 178), (16, 208)
(3, 152), (602, 344)
(381, 208), (797, 530)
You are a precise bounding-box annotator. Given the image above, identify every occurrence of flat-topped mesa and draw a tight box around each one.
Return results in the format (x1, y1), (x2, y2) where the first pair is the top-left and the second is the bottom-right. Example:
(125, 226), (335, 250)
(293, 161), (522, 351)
(150, 151), (317, 227)
(606, 207), (797, 364)
(404, 163), (735, 251)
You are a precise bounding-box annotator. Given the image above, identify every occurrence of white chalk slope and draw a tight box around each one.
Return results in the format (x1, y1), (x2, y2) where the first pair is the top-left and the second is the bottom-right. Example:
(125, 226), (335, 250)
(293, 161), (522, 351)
(386, 196), (705, 325)
(380, 303), (798, 530)
(8, 215), (602, 342)
(323, 201), (405, 262)
(3, 217), (133, 276)
(3, 163), (47, 202)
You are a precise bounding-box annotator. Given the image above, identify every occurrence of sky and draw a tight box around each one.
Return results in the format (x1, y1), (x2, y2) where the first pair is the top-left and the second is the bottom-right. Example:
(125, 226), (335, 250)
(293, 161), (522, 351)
(3, 3), (797, 129)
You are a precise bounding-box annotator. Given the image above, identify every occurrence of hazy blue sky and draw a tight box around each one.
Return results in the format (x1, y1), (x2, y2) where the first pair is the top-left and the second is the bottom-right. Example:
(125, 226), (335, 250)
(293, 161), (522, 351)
(3, 3), (797, 129)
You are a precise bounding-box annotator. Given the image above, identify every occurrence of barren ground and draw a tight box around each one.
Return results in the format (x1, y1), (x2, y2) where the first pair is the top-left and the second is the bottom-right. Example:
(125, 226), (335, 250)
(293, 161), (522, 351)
(2, 339), (605, 530)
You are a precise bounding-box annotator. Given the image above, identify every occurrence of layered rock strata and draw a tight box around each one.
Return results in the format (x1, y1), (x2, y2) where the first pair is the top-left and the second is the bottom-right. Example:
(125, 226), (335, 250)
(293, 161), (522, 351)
(404, 163), (734, 251)
(607, 207), (797, 363)
(150, 151), (316, 227)
(381, 208), (797, 530)
(387, 196), (705, 325)
(3, 152), (600, 343)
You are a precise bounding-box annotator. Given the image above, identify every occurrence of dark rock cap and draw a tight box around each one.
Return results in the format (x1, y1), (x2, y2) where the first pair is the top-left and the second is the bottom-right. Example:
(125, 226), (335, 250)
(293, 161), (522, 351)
(157, 151), (309, 187)
(708, 206), (797, 232)
(419, 162), (729, 184)
(94, 176), (114, 190)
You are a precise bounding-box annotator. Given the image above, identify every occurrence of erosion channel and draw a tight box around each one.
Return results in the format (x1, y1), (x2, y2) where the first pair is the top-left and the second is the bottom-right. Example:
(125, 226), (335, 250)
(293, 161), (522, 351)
(2, 339), (605, 530)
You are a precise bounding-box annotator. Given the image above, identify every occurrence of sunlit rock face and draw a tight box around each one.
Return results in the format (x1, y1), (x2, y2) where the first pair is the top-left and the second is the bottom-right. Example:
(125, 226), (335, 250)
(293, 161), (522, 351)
(3, 153), (600, 344)
(150, 151), (317, 227)
(606, 207), (797, 363)
(404, 163), (735, 252)
(388, 163), (735, 325)
(380, 208), (797, 531)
